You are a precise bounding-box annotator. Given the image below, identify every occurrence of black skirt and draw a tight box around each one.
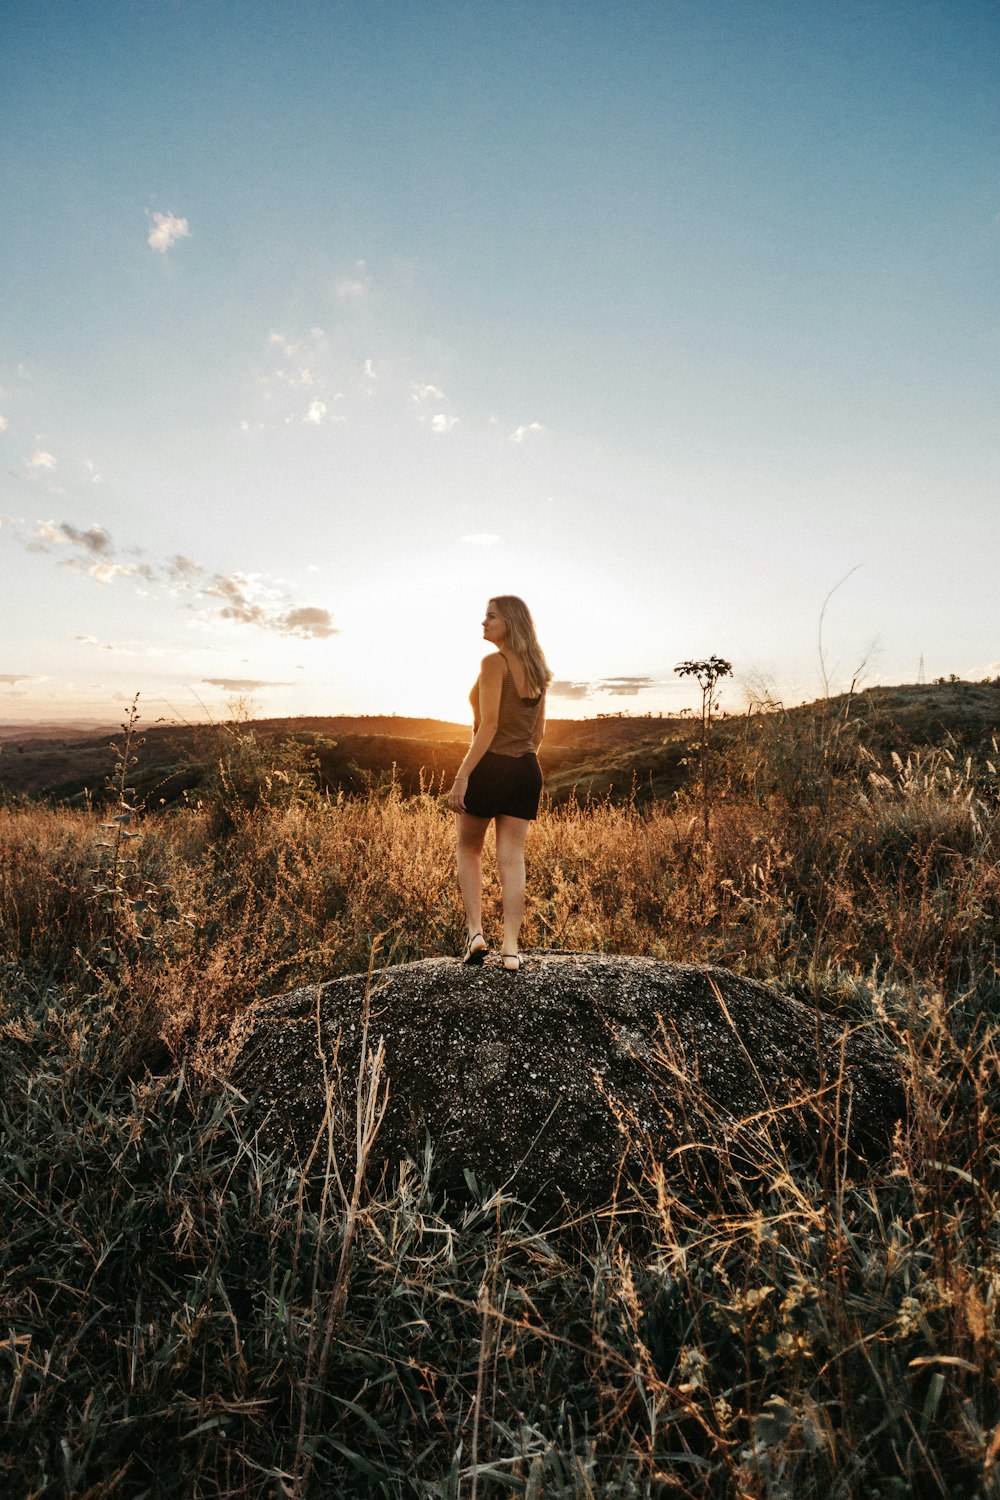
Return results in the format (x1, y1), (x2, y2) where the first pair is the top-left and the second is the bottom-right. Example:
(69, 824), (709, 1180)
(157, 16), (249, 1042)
(464, 751), (543, 821)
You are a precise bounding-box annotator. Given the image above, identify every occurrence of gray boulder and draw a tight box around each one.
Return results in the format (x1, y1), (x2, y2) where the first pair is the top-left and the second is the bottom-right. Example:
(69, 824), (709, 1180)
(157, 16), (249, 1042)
(220, 953), (903, 1207)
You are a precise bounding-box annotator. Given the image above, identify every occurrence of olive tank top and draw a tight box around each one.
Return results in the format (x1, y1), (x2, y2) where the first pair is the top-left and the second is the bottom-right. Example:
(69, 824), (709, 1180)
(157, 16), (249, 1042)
(469, 652), (545, 757)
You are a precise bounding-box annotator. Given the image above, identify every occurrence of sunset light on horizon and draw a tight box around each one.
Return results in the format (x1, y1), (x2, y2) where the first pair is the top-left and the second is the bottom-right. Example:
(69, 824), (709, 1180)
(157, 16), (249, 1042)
(3, 1), (998, 728)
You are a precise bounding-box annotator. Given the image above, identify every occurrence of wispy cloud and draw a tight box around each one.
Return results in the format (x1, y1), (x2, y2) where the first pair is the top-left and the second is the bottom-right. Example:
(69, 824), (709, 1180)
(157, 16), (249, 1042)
(336, 260), (370, 299)
(7, 518), (338, 639)
(0, 415), (8, 431)
(203, 574), (338, 639)
(147, 211), (190, 253)
(24, 519), (152, 584)
(549, 676), (657, 700)
(70, 559), (138, 584)
(74, 635), (142, 655)
(599, 676), (656, 696)
(28, 519), (65, 548)
(0, 673), (36, 686)
(28, 450), (56, 470)
(202, 678), (294, 692)
(248, 321), (463, 441)
(510, 422), (545, 443)
(249, 328), (353, 430)
(167, 554), (204, 582)
(280, 606), (338, 639)
(58, 522), (112, 554)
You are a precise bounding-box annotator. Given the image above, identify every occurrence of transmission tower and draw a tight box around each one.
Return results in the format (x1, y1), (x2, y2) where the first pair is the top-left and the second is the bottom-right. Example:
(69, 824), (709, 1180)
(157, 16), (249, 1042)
(917, 654), (925, 686)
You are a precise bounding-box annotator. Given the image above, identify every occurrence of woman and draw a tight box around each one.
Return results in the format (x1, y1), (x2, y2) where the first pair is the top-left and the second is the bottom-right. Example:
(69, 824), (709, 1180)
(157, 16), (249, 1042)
(447, 596), (552, 971)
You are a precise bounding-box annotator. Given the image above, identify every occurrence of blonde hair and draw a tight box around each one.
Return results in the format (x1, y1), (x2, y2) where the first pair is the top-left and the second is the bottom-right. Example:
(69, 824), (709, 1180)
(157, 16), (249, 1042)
(490, 595), (553, 698)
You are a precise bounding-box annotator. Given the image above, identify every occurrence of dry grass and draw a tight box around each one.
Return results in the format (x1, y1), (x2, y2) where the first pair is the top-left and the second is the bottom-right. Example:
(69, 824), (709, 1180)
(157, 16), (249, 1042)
(0, 715), (998, 1495)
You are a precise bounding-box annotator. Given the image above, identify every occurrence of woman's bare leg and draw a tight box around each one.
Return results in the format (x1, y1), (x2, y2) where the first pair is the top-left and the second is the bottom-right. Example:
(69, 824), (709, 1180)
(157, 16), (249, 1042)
(455, 812), (490, 943)
(495, 814), (530, 956)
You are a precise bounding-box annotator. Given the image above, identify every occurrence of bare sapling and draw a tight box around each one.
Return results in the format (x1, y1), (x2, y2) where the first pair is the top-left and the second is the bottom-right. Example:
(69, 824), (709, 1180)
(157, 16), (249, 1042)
(674, 656), (733, 840)
(92, 692), (146, 959)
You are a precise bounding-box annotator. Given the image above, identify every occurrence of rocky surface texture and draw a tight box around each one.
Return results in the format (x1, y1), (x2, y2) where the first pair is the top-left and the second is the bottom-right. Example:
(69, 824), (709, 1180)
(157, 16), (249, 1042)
(220, 953), (904, 1207)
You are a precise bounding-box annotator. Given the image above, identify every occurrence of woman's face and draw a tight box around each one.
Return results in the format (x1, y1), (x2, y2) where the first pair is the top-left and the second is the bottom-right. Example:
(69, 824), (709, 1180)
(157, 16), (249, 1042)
(482, 601), (507, 646)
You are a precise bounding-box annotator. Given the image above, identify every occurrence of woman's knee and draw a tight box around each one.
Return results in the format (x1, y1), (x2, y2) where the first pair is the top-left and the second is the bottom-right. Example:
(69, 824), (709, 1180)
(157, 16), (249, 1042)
(496, 849), (525, 881)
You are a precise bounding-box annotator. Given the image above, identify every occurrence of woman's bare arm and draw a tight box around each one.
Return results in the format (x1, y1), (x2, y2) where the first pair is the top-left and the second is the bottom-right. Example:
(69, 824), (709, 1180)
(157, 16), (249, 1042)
(447, 654), (504, 812)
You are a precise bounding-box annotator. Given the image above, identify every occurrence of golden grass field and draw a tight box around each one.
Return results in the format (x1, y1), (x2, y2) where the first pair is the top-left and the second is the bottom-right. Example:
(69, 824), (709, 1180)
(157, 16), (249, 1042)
(1, 697), (998, 1497)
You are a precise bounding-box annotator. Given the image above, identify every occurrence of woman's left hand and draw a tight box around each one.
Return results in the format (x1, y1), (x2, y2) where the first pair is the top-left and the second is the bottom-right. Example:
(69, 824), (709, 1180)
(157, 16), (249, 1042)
(447, 776), (468, 813)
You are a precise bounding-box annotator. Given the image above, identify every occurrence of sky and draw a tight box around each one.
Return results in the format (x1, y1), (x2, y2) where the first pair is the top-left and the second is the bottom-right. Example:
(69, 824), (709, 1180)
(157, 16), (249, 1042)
(2, 0), (998, 726)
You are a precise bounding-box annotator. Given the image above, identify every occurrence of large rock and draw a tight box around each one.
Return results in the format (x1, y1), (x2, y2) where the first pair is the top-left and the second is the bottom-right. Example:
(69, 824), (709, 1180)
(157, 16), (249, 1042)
(220, 953), (904, 1207)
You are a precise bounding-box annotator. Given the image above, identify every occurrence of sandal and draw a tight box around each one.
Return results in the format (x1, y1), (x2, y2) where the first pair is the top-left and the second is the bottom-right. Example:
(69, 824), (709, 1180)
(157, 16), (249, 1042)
(501, 952), (522, 972)
(464, 932), (488, 965)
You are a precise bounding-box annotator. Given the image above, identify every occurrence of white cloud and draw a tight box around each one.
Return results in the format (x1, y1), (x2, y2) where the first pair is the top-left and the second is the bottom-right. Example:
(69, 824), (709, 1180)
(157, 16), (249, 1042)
(510, 422), (545, 443)
(147, 211), (191, 253)
(411, 382), (446, 402)
(0, 415), (8, 431)
(84, 560), (135, 584)
(31, 519), (66, 546)
(428, 413), (459, 435)
(29, 450), (56, 470)
(304, 399), (327, 425)
(462, 533), (500, 547)
(83, 458), (101, 483)
(363, 358), (379, 381)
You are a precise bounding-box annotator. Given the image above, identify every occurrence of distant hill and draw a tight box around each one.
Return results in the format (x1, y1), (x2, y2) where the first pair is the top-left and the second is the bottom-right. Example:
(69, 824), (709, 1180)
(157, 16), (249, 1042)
(0, 712), (691, 806)
(0, 720), (119, 742)
(0, 683), (995, 808)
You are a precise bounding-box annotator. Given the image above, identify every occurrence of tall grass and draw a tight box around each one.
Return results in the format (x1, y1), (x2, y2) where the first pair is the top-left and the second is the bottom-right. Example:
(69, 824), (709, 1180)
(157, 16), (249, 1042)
(1, 716), (998, 1495)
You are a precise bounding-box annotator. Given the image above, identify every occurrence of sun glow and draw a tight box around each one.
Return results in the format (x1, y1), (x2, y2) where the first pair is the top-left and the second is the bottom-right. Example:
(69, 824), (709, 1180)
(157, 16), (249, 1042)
(325, 544), (656, 724)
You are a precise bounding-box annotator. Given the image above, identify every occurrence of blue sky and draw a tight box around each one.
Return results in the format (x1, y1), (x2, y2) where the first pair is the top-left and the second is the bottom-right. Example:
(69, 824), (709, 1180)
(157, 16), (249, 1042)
(2, 0), (997, 723)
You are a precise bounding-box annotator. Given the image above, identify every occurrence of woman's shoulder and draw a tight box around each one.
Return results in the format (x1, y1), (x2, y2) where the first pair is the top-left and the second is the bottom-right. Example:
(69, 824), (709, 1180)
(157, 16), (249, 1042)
(480, 651), (506, 675)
